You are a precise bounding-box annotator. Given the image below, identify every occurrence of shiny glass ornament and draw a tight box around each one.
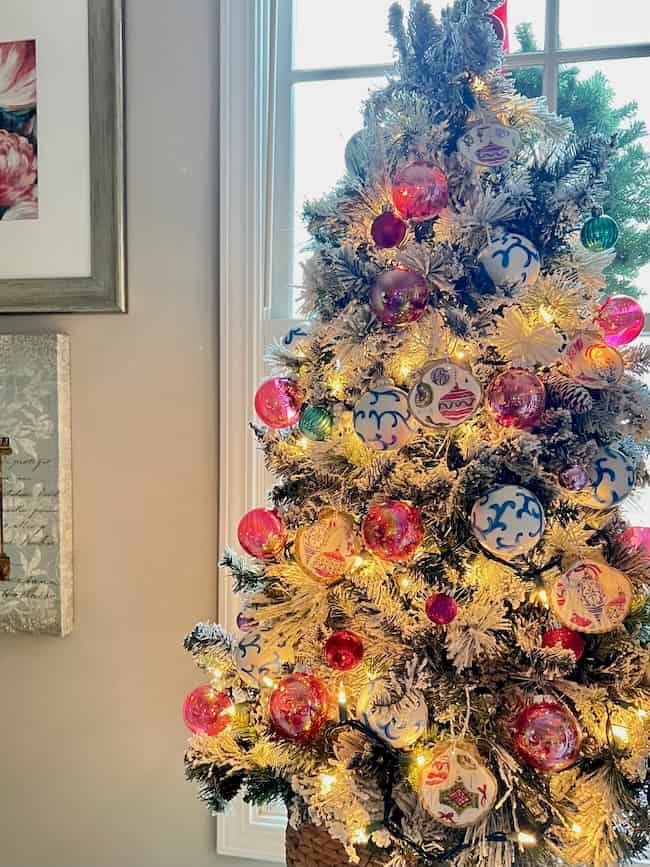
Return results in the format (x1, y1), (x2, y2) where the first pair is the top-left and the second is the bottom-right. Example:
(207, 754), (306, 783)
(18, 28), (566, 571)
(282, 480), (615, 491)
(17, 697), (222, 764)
(512, 700), (581, 772)
(371, 211), (407, 248)
(362, 500), (424, 562)
(486, 368), (546, 429)
(559, 465), (589, 492)
(542, 627), (585, 661)
(236, 611), (259, 633)
(425, 592), (458, 625)
(595, 295), (645, 347)
(357, 681), (427, 748)
(254, 377), (304, 428)
(298, 405), (333, 441)
(324, 630), (364, 671)
(268, 673), (330, 742)
(370, 266), (428, 328)
(237, 508), (287, 560)
(580, 213), (619, 251)
(391, 160), (449, 221)
(619, 526), (650, 555)
(182, 685), (233, 736)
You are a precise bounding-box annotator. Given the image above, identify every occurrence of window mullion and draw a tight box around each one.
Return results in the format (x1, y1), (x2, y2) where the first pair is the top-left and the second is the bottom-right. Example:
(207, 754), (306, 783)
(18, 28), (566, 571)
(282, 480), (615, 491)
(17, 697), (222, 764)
(543, 0), (560, 112)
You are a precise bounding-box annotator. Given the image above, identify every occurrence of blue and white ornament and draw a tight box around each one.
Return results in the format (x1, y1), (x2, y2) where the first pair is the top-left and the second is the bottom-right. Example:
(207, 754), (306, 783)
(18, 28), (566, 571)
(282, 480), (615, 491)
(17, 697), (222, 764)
(471, 485), (545, 561)
(281, 325), (310, 355)
(357, 681), (427, 749)
(479, 232), (540, 290)
(353, 379), (414, 451)
(578, 446), (635, 510)
(233, 629), (294, 688)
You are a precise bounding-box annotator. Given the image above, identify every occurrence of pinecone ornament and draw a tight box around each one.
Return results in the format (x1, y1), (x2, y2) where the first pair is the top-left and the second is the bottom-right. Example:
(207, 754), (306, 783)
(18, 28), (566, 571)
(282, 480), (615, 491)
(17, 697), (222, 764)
(546, 371), (593, 414)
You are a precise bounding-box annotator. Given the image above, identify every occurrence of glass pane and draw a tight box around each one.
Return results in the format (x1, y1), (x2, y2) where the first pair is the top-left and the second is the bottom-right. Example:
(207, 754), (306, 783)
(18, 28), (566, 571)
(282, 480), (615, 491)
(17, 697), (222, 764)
(509, 66), (544, 99)
(560, 0), (649, 48)
(507, 0), (545, 53)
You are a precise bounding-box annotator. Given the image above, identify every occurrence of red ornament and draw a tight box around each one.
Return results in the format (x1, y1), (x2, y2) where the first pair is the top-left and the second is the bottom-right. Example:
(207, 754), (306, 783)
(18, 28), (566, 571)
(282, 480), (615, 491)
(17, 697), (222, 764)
(371, 211), (407, 249)
(512, 700), (582, 772)
(425, 593), (458, 625)
(269, 673), (330, 742)
(558, 465), (589, 492)
(392, 161), (449, 221)
(182, 685), (233, 736)
(595, 295), (645, 347)
(619, 526), (650, 555)
(325, 630), (365, 671)
(486, 368), (546, 429)
(370, 266), (428, 328)
(254, 377), (304, 428)
(542, 628), (585, 661)
(237, 508), (287, 560)
(362, 500), (424, 562)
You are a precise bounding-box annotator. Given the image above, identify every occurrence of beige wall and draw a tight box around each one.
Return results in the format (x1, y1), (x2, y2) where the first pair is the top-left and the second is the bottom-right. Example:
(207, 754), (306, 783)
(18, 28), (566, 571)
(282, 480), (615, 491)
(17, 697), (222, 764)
(0, 2), (272, 865)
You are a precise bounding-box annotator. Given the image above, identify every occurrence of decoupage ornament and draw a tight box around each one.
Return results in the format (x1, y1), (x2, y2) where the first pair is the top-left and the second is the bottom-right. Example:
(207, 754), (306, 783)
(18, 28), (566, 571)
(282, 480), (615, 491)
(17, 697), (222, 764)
(486, 368), (546, 429)
(182, 685), (233, 736)
(425, 592), (458, 625)
(391, 160), (449, 221)
(269, 673), (330, 742)
(419, 741), (498, 827)
(357, 680), (427, 748)
(457, 122), (520, 167)
(255, 377), (304, 428)
(233, 629), (295, 688)
(324, 630), (365, 672)
(362, 500), (424, 562)
(578, 445), (635, 510)
(370, 266), (429, 328)
(619, 526), (650, 555)
(512, 699), (582, 772)
(298, 405), (333, 441)
(559, 465), (589, 492)
(295, 509), (357, 582)
(371, 210), (407, 249)
(595, 295), (645, 347)
(408, 359), (482, 428)
(549, 560), (632, 634)
(479, 232), (540, 289)
(237, 508), (287, 560)
(471, 486), (545, 561)
(563, 332), (624, 389)
(542, 627), (586, 661)
(486, 305), (566, 367)
(581, 211), (619, 251)
(353, 379), (413, 451)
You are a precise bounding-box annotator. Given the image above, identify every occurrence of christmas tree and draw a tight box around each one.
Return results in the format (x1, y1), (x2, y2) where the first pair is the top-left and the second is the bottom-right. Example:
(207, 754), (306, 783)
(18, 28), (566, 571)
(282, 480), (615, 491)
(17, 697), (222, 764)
(183, 2), (650, 865)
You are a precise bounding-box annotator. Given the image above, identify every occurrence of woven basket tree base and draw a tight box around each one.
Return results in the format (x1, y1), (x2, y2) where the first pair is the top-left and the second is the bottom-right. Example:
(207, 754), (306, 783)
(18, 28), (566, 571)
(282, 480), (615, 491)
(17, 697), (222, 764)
(286, 822), (387, 867)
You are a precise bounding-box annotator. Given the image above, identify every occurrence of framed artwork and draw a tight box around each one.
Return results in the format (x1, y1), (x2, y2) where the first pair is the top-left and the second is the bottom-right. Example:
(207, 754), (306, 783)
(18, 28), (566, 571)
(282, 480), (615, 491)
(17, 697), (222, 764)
(0, 0), (125, 313)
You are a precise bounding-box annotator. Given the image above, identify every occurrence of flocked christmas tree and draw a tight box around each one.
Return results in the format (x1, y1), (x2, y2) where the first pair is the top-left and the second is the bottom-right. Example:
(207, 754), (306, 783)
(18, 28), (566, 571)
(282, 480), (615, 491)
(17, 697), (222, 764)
(183, 2), (650, 865)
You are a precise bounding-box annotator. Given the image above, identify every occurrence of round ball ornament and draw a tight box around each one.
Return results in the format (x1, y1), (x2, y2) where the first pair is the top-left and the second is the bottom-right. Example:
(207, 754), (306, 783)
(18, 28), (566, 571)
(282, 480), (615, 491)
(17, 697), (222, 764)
(542, 627), (585, 661)
(236, 611), (259, 633)
(486, 368), (545, 429)
(344, 129), (369, 178)
(233, 629), (295, 688)
(362, 500), (424, 563)
(512, 699), (582, 772)
(563, 332), (624, 389)
(353, 379), (413, 451)
(254, 377), (304, 428)
(619, 526), (650, 555)
(579, 445), (635, 510)
(581, 212), (619, 251)
(458, 122), (520, 167)
(371, 211), (407, 249)
(324, 630), (365, 672)
(391, 160), (449, 221)
(298, 405), (333, 441)
(269, 673), (330, 742)
(549, 560), (632, 634)
(485, 12), (507, 47)
(281, 325), (310, 354)
(595, 295), (645, 347)
(471, 486), (545, 561)
(295, 509), (357, 582)
(408, 359), (482, 428)
(420, 742), (498, 827)
(559, 465), (589, 492)
(357, 681), (427, 749)
(479, 232), (540, 289)
(237, 508), (287, 561)
(425, 593), (458, 625)
(182, 685), (233, 736)
(370, 266), (428, 328)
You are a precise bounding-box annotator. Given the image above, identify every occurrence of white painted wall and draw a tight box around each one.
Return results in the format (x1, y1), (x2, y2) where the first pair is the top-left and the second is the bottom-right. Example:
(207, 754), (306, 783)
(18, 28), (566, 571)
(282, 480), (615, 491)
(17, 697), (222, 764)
(0, 2), (273, 865)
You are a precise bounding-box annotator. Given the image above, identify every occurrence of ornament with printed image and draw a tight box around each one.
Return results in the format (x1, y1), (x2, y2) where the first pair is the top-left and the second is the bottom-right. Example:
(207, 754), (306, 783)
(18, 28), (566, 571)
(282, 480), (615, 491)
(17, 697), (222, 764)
(549, 560), (632, 634)
(391, 160), (449, 221)
(357, 680), (427, 749)
(578, 445), (635, 510)
(563, 331), (624, 389)
(408, 359), (482, 429)
(419, 741), (498, 827)
(353, 379), (414, 451)
(471, 485), (545, 561)
(457, 121), (520, 167)
(233, 628), (295, 688)
(512, 698), (582, 772)
(479, 231), (540, 290)
(295, 508), (357, 582)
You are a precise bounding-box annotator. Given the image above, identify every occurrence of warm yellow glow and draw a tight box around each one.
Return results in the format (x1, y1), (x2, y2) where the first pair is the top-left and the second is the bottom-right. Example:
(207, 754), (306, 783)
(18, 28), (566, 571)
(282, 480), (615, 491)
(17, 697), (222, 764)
(338, 686), (347, 706)
(454, 349), (466, 361)
(637, 709), (648, 720)
(353, 555), (365, 569)
(262, 675), (276, 689)
(536, 589), (549, 608)
(611, 723), (630, 748)
(327, 373), (346, 400)
(400, 577), (410, 590)
(320, 773), (336, 795)
(224, 704), (236, 717)
(211, 668), (223, 680)
(353, 829), (369, 845)
(538, 304), (555, 324)
(571, 822), (583, 835)
(297, 436), (310, 450)
(415, 753), (427, 768)
(399, 360), (414, 378)
(516, 831), (537, 847)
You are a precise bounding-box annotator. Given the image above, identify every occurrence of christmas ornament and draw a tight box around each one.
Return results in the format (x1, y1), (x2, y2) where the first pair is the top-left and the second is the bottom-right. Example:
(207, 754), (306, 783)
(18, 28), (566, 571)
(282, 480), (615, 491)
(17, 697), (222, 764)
(295, 509), (357, 582)
(237, 508), (287, 560)
(549, 560), (632, 634)
(269, 673), (330, 742)
(425, 592), (458, 625)
(254, 377), (304, 428)
(391, 160), (449, 221)
(595, 295), (645, 347)
(563, 332), (624, 388)
(298, 405), (333, 441)
(353, 379), (413, 451)
(182, 685), (233, 736)
(559, 465), (589, 492)
(324, 630), (365, 671)
(281, 325), (310, 354)
(512, 699), (582, 772)
(580, 212), (619, 251)
(371, 210), (407, 248)
(370, 266), (429, 328)
(542, 627), (585, 661)
(471, 486), (545, 561)
(408, 359), (482, 428)
(362, 500), (424, 562)
(486, 306), (566, 367)
(233, 629), (295, 688)
(486, 368), (546, 429)
(357, 681), (427, 748)
(419, 741), (498, 827)
(236, 611), (259, 633)
(619, 526), (650, 555)
(344, 129), (369, 178)
(479, 232), (540, 289)
(457, 122), (520, 167)
(486, 8), (508, 49)
(546, 371), (593, 414)
(578, 445), (635, 510)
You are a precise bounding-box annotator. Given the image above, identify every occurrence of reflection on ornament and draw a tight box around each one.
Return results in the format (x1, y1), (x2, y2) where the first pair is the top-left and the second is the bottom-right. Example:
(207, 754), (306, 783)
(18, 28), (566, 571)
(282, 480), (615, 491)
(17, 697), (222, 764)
(578, 445), (635, 510)
(391, 160), (449, 221)
(236, 611), (259, 633)
(471, 485), (545, 561)
(254, 377), (304, 428)
(408, 360), (482, 428)
(357, 680), (427, 749)
(549, 560), (632, 634)
(542, 627), (585, 661)
(362, 500), (424, 562)
(298, 405), (333, 441)
(419, 742), (498, 826)
(580, 213), (619, 251)
(486, 368), (545, 429)
(183, 685), (233, 736)
(370, 266), (429, 328)
(512, 699), (581, 771)
(563, 332), (624, 388)
(458, 122), (520, 167)
(479, 232), (540, 289)
(233, 629), (294, 688)
(353, 380), (413, 451)
(371, 211), (407, 248)
(324, 630), (364, 671)
(595, 295), (645, 347)
(559, 465), (589, 492)
(295, 509), (357, 582)
(619, 526), (650, 555)
(425, 593), (458, 625)
(237, 508), (287, 560)
(269, 673), (330, 742)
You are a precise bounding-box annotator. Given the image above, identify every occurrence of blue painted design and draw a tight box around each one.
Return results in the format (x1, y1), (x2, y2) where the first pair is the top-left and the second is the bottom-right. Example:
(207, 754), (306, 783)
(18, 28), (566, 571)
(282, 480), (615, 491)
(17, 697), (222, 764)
(490, 233), (539, 270)
(589, 446), (635, 507)
(472, 486), (544, 559)
(283, 327), (308, 347)
(354, 386), (411, 451)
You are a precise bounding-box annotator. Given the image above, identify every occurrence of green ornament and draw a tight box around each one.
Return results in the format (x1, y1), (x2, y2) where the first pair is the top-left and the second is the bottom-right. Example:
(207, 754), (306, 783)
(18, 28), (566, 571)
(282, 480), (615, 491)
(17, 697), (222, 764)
(580, 213), (619, 251)
(298, 406), (333, 441)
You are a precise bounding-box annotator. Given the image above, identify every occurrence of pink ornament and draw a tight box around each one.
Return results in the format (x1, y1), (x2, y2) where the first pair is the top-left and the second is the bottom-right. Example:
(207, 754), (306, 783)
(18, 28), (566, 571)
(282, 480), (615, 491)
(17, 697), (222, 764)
(370, 266), (428, 328)
(595, 295), (645, 347)
(542, 628), (585, 661)
(425, 592), (458, 625)
(486, 368), (545, 429)
(0, 130), (36, 207)
(236, 611), (259, 633)
(254, 377), (304, 428)
(512, 700), (582, 772)
(183, 685), (233, 736)
(371, 211), (407, 248)
(269, 673), (330, 742)
(391, 161), (449, 221)
(619, 526), (650, 555)
(325, 630), (365, 671)
(558, 465), (589, 492)
(362, 500), (424, 563)
(237, 508), (287, 560)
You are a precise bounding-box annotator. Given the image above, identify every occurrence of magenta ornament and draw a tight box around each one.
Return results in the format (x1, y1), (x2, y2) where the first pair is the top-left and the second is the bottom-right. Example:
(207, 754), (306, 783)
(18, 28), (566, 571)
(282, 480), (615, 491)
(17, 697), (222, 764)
(183, 685), (233, 736)
(254, 377), (304, 428)
(236, 611), (259, 633)
(269, 673), (330, 742)
(425, 592), (458, 625)
(391, 161), (449, 221)
(370, 266), (428, 328)
(371, 211), (407, 249)
(595, 295), (645, 347)
(486, 368), (545, 429)
(619, 526), (650, 555)
(362, 500), (424, 563)
(324, 630), (365, 671)
(237, 508), (287, 560)
(512, 700), (582, 772)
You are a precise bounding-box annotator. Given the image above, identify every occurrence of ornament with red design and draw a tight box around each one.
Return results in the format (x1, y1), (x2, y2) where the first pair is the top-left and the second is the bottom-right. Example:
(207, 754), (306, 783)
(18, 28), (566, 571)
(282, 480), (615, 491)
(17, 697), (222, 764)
(268, 673), (330, 742)
(254, 377), (304, 428)
(362, 500), (424, 562)
(512, 698), (582, 772)
(371, 210), (407, 249)
(425, 593), (458, 625)
(419, 741), (498, 827)
(391, 160), (449, 221)
(595, 295), (645, 347)
(295, 509), (357, 583)
(486, 367), (545, 429)
(619, 526), (650, 556)
(324, 630), (364, 672)
(182, 685), (233, 736)
(549, 560), (632, 634)
(370, 266), (429, 328)
(542, 627), (585, 661)
(563, 332), (624, 389)
(408, 359), (482, 429)
(237, 508), (287, 560)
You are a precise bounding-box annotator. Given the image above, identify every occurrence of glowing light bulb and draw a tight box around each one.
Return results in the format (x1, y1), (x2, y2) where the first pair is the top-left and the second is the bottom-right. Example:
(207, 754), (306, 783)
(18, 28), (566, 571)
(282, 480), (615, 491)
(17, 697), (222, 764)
(538, 305), (555, 324)
(571, 822), (582, 835)
(353, 829), (369, 845)
(399, 360), (413, 378)
(611, 723), (630, 748)
(415, 754), (427, 768)
(297, 436), (310, 450)
(537, 589), (549, 607)
(400, 577), (410, 590)
(516, 831), (537, 847)
(454, 349), (467, 361)
(224, 704), (236, 717)
(637, 709), (648, 720)
(353, 555), (365, 569)
(211, 668), (223, 681)
(320, 773), (336, 795)
(262, 675), (276, 689)
(338, 686), (347, 706)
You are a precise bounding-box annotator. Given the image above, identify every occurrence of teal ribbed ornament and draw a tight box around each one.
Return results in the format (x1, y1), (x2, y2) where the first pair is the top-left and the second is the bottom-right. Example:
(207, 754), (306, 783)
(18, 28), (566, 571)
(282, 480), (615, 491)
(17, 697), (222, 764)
(580, 213), (619, 251)
(298, 405), (333, 441)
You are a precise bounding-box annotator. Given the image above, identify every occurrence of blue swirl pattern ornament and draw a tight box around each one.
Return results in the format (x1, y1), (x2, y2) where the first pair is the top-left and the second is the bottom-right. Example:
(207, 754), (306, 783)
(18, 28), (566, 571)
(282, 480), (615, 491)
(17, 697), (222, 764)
(357, 681), (427, 749)
(233, 629), (294, 688)
(471, 485), (545, 561)
(353, 379), (414, 451)
(578, 446), (635, 510)
(479, 232), (541, 290)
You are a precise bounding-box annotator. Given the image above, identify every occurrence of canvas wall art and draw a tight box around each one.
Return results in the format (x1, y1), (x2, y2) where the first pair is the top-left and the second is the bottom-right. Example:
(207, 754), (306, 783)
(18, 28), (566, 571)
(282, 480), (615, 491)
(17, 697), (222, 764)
(0, 40), (38, 222)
